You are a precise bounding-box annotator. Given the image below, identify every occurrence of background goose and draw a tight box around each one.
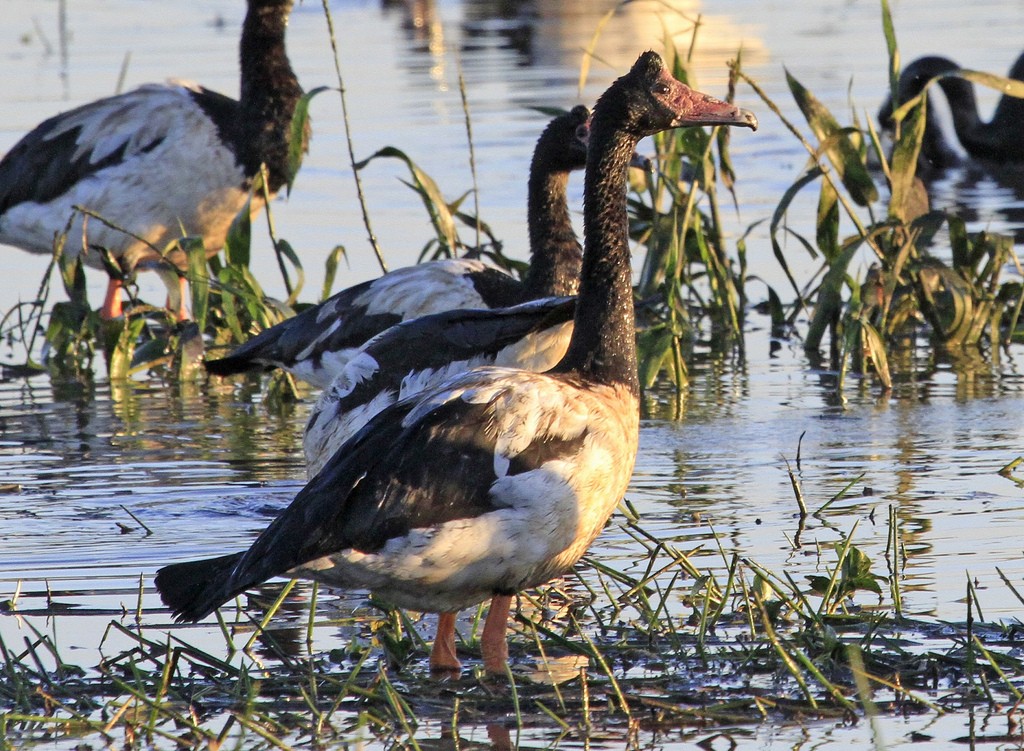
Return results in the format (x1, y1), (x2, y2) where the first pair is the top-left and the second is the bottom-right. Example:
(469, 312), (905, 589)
(301, 106), (608, 472)
(303, 296), (577, 477)
(203, 105), (594, 387)
(878, 53), (1024, 168)
(155, 51), (757, 675)
(0, 0), (304, 320)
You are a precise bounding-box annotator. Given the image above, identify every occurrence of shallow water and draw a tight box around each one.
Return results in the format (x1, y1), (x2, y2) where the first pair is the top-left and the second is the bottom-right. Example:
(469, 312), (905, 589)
(2, 0), (1024, 748)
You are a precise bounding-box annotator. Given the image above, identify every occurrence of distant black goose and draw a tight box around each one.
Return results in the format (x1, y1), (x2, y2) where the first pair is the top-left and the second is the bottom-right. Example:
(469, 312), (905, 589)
(155, 51), (757, 675)
(203, 105), (594, 387)
(0, 0), (304, 319)
(878, 53), (1024, 168)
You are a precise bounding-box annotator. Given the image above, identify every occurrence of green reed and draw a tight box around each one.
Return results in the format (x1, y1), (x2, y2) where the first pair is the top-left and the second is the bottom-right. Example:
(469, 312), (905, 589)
(2, 0), (1021, 396)
(744, 0), (1024, 392)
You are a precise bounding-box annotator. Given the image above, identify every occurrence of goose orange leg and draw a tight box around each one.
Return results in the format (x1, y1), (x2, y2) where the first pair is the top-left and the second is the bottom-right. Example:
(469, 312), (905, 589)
(481, 594), (512, 674)
(100, 278), (124, 320)
(169, 275), (189, 321)
(430, 611), (461, 675)
(102, 274), (190, 321)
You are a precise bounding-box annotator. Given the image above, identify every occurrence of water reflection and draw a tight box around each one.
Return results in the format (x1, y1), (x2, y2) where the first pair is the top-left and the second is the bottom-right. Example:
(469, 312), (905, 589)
(927, 162), (1024, 243)
(384, 0), (768, 91)
(631, 346), (1024, 624)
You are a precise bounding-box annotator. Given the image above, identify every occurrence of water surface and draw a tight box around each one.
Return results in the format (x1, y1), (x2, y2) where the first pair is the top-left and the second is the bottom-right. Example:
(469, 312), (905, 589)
(2, 1), (1024, 748)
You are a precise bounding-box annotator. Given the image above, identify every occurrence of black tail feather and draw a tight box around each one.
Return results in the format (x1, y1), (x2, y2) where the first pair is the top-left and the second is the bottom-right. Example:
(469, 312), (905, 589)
(203, 353), (269, 377)
(154, 552), (246, 622)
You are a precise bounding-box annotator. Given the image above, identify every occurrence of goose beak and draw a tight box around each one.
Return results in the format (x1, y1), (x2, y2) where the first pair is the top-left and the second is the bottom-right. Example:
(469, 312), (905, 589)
(674, 95), (758, 131)
(669, 81), (758, 131)
(737, 109), (759, 131)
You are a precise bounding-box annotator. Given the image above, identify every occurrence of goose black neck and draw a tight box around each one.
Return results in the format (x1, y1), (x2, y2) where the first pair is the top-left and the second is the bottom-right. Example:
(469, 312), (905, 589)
(238, 0), (302, 191)
(934, 75), (984, 144)
(936, 76), (1024, 161)
(919, 98), (962, 168)
(554, 114), (639, 396)
(899, 56), (1024, 162)
(524, 162), (582, 298)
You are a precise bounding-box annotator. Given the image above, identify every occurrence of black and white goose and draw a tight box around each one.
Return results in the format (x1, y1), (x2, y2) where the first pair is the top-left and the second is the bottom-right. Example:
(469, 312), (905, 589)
(0, 0), (304, 320)
(203, 105), (595, 387)
(878, 53), (1024, 168)
(155, 51), (757, 675)
(303, 106), (602, 474)
(303, 295), (577, 477)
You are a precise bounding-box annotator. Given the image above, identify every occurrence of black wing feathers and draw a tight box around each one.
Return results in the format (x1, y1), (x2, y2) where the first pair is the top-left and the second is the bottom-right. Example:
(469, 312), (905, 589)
(204, 279), (401, 375)
(157, 371), (591, 623)
(270, 397), (500, 562)
(464, 265), (527, 308)
(158, 395), (502, 620)
(339, 297), (576, 406)
(507, 429), (588, 476)
(186, 87), (245, 167)
(0, 109), (162, 213)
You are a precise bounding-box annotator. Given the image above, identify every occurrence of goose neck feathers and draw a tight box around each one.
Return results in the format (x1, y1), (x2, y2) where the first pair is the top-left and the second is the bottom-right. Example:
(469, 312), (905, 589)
(524, 105), (590, 298)
(237, 0), (304, 191)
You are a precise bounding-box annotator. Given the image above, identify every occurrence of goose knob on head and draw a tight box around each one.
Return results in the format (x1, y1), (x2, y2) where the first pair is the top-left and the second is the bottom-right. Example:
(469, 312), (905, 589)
(155, 50), (757, 676)
(878, 52), (1024, 169)
(0, 0), (305, 320)
(202, 105), (597, 388)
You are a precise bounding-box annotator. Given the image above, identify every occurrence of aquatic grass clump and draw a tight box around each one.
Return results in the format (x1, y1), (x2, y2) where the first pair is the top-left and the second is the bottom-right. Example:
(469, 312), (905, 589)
(740, 0), (1024, 394)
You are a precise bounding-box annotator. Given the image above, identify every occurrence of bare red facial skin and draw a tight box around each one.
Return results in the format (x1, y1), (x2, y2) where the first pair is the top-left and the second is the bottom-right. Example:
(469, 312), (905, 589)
(654, 67), (758, 130)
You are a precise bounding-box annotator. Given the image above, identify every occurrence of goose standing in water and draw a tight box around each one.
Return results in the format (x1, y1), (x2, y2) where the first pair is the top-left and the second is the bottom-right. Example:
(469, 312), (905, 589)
(878, 53), (1024, 168)
(0, 0), (304, 320)
(303, 295), (577, 477)
(302, 106), (600, 474)
(155, 51), (757, 675)
(203, 106), (596, 387)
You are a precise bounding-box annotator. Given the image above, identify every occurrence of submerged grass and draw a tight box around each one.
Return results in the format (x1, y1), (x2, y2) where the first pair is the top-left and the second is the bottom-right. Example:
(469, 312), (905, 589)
(4, 496), (1024, 748)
